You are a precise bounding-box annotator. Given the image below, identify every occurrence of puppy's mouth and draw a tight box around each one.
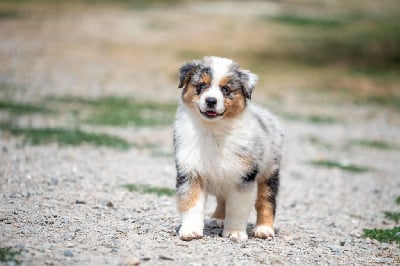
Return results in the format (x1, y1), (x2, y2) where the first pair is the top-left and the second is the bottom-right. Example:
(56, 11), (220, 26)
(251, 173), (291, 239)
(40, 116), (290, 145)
(200, 108), (224, 119)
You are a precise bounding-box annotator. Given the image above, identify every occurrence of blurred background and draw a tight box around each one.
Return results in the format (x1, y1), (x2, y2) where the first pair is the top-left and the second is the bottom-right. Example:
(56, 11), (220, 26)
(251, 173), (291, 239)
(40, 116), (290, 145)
(1, 2), (400, 262)
(0, 0), (399, 144)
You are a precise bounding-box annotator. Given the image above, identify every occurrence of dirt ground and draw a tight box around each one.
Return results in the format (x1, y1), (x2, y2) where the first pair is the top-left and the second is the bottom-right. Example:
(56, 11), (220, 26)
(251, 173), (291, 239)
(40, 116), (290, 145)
(1, 1), (400, 265)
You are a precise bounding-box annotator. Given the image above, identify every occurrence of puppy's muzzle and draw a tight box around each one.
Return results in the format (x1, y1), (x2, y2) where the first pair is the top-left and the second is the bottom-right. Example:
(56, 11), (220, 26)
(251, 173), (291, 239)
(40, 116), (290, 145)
(201, 97), (222, 119)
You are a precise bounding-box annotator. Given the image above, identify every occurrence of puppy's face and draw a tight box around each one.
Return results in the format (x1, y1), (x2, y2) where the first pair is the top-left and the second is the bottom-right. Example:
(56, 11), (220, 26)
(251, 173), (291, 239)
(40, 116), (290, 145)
(178, 56), (258, 122)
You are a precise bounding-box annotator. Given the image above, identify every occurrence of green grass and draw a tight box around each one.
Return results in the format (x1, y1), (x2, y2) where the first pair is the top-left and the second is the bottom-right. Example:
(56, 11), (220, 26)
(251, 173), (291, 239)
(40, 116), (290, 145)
(349, 139), (400, 150)
(0, 9), (21, 19)
(384, 211), (400, 223)
(85, 97), (176, 127)
(306, 135), (333, 149)
(270, 14), (346, 28)
(53, 96), (177, 127)
(3, 126), (131, 150)
(356, 95), (400, 111)
(363, 227), (400, 245)
(257, 12), (400, 71)
(280, 112), (339, 124)
(0, 101), (51, 114)
(123, 183), (175, 196)
(363, 195), (400, 245)
(0, 247), (20, 264)
(310, 159), (370, 173)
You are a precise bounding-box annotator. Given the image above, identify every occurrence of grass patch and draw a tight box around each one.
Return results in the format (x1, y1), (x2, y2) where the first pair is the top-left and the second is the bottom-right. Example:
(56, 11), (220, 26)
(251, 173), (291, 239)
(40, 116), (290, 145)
(270, 14), (346, 28)
(257, 12), (400, 71)
(349, 139), (400, 150)
(54, 97), (177, 127)
(280, 112), (338, 124)
(0, 9), (21, 19)
(3, 126), (131, 150)
(0, 247), (20, 264)
(356, 95), (400, 111)
(306, 135), (333, 149)
(310, 159), (370, 173)
(396, 196), (400, 205)
(123, 183), (175, 196)
(384, 211), (400, 223)
(0, 101), (51, 114)
(363, 227), (400, 245)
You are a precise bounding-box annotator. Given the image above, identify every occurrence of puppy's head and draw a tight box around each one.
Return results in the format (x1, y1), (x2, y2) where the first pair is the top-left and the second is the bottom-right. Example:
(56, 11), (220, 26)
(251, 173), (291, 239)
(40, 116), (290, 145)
(178, 56), (257, 122)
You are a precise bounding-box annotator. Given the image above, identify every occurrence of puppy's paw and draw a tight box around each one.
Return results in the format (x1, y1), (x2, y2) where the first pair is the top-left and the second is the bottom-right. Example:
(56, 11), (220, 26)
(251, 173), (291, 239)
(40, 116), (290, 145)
(178, 224), (204, 241)
(205, 218), (224, 228)
(223, 229), (248, 242)
(253, 225), (275, 239)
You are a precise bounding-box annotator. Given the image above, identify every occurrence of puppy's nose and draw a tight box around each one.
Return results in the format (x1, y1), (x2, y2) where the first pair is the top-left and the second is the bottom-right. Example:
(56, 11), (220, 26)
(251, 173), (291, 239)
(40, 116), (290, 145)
(205, 97), (217, 107)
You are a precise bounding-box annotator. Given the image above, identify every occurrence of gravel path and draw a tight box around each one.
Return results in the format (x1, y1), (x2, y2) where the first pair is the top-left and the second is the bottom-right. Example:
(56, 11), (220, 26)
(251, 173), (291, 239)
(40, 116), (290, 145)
(1, 2), (400, 265)
(2, 114), (400, 265)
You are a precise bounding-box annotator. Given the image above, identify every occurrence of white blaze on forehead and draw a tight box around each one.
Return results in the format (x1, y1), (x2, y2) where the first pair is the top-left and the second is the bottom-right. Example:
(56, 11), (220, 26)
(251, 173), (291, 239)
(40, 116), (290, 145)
(197, 57), (233, 116)
(207, 56), (233, 86)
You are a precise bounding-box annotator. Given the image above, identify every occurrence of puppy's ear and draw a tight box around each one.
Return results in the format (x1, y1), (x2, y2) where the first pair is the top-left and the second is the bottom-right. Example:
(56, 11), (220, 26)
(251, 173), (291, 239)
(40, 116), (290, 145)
(178, 61), (200, 89)
(237, 69), (258, 100)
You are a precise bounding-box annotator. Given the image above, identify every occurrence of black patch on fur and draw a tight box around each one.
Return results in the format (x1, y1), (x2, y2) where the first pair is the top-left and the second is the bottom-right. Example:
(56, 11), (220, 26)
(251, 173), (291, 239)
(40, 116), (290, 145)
(241, 165), (258, 183)
(202, 67), (212, 79)
(174, 156), (188, 189)
(178, 61), (200, 89)
(253, 112), (269, 135)
(234, 69), (254, 100)
(173, 131), (187, 189)
(176, 171), (188, 189)
(266, 169), (280, 215)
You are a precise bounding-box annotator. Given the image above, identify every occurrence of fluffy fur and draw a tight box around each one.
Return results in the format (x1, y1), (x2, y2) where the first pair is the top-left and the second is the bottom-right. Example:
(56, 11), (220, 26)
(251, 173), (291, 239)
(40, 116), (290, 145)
(173, 56), (284, 242)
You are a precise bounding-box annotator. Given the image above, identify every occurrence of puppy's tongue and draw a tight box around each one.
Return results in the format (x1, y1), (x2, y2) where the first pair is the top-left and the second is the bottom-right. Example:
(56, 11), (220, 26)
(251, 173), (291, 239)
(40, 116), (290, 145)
(206, 111), (217, 117)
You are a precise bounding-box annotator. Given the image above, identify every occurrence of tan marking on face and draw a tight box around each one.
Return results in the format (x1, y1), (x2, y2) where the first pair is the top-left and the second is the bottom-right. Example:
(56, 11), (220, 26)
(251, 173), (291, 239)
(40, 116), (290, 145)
(219, 76), (230, 88)
(201, 72), (211, 85)
(211, 197), (225, 219)
(177, 176), (204, 212)
(223, 89), (246, 118)
(255, 177), (274, 227)
(182, 84), (199, 109)
(181, 72), (212, 109)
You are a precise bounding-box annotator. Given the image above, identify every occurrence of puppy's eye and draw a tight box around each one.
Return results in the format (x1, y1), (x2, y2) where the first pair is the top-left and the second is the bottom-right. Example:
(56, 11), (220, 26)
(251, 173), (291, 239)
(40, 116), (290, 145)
(196, 83), (207, 94)
(221, 86), (230, 96)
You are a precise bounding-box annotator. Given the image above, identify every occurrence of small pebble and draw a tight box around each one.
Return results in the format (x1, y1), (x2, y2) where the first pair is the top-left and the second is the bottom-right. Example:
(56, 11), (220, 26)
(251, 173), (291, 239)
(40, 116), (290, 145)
(159, 255), (174, 261)
(64, 250), (74, 257)
(126, 257), (141, 265)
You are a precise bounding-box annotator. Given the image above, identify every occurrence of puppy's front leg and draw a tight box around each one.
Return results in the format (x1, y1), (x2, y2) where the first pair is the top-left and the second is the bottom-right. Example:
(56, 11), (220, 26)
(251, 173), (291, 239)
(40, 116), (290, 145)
(176, 175), (206, 241)
(223, 187), (256, 242)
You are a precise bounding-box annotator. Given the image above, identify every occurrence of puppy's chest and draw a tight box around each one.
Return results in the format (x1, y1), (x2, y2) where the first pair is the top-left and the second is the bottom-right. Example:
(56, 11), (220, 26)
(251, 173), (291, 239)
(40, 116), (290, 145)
(178, 127), (255, 184)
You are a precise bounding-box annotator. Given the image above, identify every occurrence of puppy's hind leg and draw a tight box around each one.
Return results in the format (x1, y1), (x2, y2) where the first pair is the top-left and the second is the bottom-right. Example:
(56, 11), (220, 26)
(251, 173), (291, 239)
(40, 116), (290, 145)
(206, 197), (225, 228)
(254, 169), (279, 239)
(176, 174), (206, 241)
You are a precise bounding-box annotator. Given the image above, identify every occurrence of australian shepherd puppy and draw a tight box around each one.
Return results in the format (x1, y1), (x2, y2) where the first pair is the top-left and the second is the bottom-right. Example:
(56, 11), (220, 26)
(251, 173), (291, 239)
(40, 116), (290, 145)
(173, 56), (284, 242)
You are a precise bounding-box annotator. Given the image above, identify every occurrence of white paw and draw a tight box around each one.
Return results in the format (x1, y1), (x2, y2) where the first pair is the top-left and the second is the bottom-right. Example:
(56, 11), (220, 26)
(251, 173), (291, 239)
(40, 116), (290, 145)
(205, 218), (224, 228)
(178, 223), (204, 241)
(223, 229), (248, 242)
(253, 225), (275, 239)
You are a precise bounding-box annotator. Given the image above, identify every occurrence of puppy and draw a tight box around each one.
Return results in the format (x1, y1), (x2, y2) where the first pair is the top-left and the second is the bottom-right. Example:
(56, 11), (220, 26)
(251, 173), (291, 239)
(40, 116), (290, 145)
(173, 56), (284, 242)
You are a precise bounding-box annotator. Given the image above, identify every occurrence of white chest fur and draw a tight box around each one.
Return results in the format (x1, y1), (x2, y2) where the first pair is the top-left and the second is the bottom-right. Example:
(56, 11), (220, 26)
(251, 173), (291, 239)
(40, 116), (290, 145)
(174, 104), (266, 194)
